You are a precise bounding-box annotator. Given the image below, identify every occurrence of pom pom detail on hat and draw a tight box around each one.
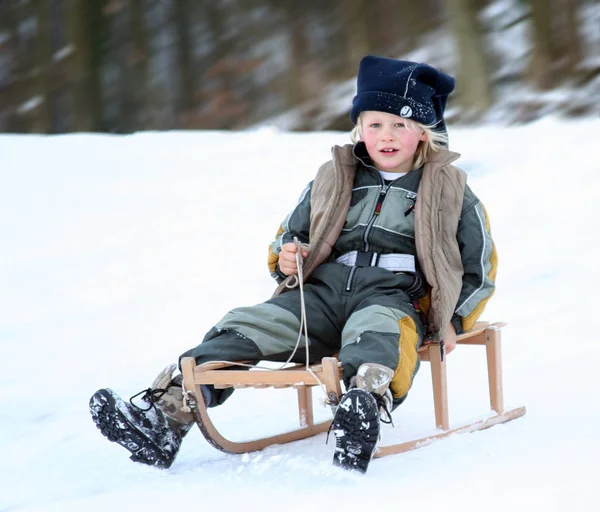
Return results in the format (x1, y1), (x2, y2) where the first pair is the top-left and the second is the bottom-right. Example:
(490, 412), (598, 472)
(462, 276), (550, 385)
(350, 55), (455, 133)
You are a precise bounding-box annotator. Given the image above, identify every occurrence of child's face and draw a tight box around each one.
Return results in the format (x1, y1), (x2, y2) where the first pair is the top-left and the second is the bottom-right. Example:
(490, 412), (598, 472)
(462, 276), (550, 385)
(359, 111), (426, 173)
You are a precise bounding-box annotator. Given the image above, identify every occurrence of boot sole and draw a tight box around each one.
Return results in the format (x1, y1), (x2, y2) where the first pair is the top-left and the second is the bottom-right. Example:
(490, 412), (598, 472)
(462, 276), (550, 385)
(89, 389), (173, 469)
(331, 389), (380, 473)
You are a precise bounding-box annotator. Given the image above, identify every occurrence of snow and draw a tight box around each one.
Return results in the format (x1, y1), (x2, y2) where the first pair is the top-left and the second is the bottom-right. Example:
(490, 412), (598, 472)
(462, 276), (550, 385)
(53, 45), (74, 63)
(1, 117), (599, 511)
(16, 96), (43, 114)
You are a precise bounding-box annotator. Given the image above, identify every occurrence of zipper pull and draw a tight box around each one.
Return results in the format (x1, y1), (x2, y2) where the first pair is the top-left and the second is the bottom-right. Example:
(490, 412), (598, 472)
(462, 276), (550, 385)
(374, 190), (387, 216)
(404, 203), (415, 216)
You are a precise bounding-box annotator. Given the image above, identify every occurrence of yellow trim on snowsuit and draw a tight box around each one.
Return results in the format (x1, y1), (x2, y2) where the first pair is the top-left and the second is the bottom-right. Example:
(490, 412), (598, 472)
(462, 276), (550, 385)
(390, 316), (420, 400)
(268, 226), (285, 273)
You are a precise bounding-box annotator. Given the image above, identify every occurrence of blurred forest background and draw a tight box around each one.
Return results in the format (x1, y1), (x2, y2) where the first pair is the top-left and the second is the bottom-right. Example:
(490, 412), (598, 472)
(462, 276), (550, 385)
(0, 0), (598, 134)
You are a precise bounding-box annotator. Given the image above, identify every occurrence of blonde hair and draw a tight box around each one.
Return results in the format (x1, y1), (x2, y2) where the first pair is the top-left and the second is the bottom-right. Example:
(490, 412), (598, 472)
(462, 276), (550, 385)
(350, 114), (449, 170)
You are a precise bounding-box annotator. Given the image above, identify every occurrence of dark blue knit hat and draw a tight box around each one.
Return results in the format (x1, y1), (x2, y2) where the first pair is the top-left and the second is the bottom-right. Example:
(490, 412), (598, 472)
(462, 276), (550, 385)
(350, 55), (455, 133)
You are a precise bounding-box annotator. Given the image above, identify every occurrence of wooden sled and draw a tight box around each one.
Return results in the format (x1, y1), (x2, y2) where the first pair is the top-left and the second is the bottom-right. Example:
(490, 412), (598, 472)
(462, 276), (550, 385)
(180, 321), (526, 458)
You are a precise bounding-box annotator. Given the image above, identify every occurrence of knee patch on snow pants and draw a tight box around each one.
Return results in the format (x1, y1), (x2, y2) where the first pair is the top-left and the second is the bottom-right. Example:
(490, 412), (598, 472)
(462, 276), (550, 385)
(339, 300), (423, 404)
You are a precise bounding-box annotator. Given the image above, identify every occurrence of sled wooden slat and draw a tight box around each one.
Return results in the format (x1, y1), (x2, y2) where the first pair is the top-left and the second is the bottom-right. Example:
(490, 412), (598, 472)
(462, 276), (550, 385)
(374, 406), (527, 458)
(194, 369), (323, 387)
(180, 320), (526, 458)
(297, 387), (313, 427)
(428, 342), (450, 430)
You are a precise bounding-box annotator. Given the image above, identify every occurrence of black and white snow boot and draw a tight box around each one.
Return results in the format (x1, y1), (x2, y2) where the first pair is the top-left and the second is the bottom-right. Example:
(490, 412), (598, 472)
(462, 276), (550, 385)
(331, 388), (381, 473)
(330, 363), (395, 473)
(89, 388), (183, 469)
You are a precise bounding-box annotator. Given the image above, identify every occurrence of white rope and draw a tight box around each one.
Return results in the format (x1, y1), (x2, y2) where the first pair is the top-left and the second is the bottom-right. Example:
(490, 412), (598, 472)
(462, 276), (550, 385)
(205, 237), (328, 398)
(290, 237), (327, 397)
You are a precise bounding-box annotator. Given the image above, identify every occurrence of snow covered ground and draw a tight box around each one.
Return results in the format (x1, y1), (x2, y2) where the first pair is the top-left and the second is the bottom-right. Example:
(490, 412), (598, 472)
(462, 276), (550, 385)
(1, 118), (599, 511)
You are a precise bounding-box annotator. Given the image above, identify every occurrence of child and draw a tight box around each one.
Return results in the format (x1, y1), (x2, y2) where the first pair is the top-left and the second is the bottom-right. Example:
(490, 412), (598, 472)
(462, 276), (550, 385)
(89, 55), (496, 473)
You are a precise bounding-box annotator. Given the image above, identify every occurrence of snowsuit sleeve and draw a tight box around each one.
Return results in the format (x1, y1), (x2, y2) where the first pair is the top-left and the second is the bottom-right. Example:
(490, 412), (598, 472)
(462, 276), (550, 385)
(452, 185), (498, 333)
(267, 181), (313, 283)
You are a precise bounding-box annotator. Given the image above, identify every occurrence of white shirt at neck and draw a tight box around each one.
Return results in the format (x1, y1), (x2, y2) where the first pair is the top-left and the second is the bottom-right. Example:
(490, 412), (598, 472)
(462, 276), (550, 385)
(378, 169), (408, 181)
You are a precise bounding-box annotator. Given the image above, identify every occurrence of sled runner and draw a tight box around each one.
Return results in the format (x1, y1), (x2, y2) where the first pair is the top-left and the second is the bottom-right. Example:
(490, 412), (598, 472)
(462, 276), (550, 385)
(180, 321), (526, 457)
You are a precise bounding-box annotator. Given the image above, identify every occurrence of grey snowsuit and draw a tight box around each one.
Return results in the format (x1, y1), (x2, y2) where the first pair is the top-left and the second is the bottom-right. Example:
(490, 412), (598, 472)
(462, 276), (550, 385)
(179, 143), (496, 408)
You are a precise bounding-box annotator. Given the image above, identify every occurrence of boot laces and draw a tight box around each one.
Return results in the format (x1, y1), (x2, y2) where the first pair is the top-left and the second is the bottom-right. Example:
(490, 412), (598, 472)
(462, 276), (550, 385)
(372, 393), (394, 426)
(129, 381), (181, 412)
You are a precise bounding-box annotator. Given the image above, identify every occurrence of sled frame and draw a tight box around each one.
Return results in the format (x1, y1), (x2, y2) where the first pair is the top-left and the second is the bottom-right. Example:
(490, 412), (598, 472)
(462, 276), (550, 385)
(180, 321), (526, 457)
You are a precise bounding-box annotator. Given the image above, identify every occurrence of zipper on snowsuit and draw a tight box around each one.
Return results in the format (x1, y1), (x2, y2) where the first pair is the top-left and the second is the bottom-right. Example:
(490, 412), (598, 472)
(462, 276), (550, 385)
(345, 181), (389, 293)
(364, 186), (389, 252)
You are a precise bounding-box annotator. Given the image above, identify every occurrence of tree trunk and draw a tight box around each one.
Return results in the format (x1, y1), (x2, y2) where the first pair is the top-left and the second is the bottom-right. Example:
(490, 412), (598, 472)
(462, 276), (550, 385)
(110, 1), (135, 133)
(33, 0), (55, 133)
(528, 0), (556, 90)
(322, 5), (348, 81)
(129, 0), (150, 129)
(561, 0), (582, 76)
(0, 2), (24, 132)
(447, 0), (493, 117)
(6, 0), (40, 132)
(402, 0), (438, 51)
(66, 0), (92, 131)
(86, 0), (107, 131)
(342, 0), (370, 76)
(66, 0), (105, 131)
(173, 0), (196, 120)
(204, 0), (237, 128)
(371, 0), (408, 53)
(285, 5), (308, 108)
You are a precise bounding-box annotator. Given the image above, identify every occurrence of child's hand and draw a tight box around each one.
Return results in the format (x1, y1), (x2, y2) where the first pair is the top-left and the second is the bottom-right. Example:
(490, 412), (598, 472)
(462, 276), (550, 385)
(444, 323), (457, 354)
(279, 242), (310, 276)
